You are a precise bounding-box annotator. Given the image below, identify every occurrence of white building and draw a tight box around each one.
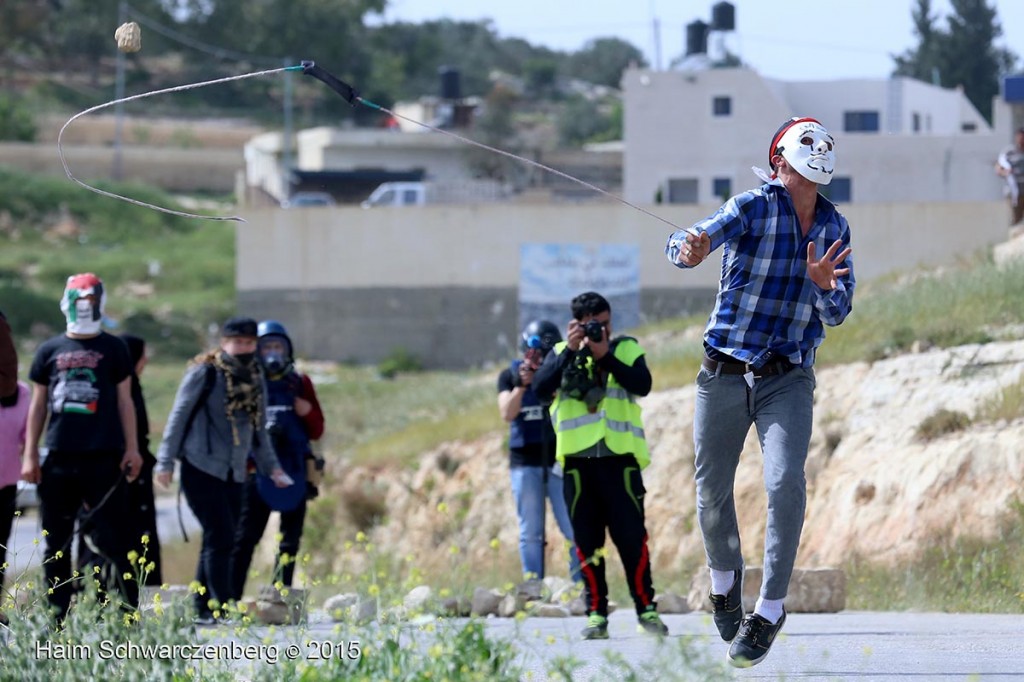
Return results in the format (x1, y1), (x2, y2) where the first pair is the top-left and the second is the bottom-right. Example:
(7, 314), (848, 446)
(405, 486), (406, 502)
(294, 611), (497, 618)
(622, 66), (1013, 205)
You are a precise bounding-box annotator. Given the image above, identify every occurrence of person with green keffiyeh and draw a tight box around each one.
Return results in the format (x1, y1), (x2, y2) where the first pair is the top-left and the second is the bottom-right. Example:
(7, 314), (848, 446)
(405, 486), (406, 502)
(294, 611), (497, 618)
(156, 316), (292, 624)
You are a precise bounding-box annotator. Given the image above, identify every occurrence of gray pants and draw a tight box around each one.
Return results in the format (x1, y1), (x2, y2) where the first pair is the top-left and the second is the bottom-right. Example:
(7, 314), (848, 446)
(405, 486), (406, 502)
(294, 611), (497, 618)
(693, 365), (815, 600)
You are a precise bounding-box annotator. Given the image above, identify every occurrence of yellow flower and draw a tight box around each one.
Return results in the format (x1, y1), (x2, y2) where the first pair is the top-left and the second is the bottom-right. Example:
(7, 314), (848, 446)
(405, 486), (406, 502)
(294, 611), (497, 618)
(127, 550), (139, 564)
(489, 538), (500, 550)
(355, 531), (367, 543)
(94, 566), (101, 574)
(141, 534), (150, 545)
(368, 584), (380, 597)
(449, 545), (460, 555)
(55, 550), (64, 559)
(123, 572), (133, 581)
(436, 502), (448, 513)
(546, 635), (556, 645)
(41, 529), (49, 537)
(146, 562), (155, 573)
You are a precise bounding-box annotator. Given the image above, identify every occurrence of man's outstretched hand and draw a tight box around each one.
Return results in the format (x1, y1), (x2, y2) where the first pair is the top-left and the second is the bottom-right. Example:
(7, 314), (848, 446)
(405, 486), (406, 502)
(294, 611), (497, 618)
(807, 239), (851, 290)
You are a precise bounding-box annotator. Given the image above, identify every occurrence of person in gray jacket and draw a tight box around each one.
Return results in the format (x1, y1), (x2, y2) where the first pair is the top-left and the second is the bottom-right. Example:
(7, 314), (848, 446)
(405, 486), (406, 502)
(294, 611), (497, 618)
(156, 316), (290, 623)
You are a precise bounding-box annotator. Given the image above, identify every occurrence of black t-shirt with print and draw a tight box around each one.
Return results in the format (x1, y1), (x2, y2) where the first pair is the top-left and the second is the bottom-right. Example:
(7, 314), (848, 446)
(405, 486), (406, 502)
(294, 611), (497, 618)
(29, 332), (132, 453)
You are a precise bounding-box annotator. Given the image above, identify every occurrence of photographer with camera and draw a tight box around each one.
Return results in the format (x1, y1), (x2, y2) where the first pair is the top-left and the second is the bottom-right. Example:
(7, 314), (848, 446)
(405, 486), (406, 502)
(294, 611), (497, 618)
(231, 320), (324, 600)
(497, 320), (580, 583)
(532, 292), (667, 640)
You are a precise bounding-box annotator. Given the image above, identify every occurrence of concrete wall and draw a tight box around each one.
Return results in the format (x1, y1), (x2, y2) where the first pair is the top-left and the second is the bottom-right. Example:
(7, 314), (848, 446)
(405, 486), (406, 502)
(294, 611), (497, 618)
(236, 200), (1010, 368)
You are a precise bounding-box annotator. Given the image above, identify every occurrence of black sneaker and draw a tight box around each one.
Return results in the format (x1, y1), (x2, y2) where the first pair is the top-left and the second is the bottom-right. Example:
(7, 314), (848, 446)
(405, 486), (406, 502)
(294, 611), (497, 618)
(708, 569), (743, 642)
(727, 610), (786, 668)
(580, 613), (609, 640)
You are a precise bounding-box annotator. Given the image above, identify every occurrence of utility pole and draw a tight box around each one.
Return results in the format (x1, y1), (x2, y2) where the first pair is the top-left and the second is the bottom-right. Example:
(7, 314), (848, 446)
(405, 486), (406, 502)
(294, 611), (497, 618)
(113, 0), (127, 181)
(282, 55), (294, 194)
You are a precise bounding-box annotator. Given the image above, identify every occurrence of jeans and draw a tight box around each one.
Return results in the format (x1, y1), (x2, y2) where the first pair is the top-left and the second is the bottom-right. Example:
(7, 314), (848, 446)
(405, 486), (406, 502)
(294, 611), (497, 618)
(693, 365), (815, 600)
(510, 465), (581, 581)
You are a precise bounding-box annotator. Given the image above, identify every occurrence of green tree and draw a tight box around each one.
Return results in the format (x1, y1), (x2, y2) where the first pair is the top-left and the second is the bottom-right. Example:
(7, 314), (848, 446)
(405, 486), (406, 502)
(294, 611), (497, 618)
(566, 37), (645, 88)
(893, 0), (1017, 123)
(557, 95), (621, 148)
(465, 84), (522, 181)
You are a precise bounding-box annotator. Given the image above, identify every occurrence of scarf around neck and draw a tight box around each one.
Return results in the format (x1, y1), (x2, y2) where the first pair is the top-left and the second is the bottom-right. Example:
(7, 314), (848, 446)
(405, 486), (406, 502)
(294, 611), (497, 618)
(211, 350), (264, 445)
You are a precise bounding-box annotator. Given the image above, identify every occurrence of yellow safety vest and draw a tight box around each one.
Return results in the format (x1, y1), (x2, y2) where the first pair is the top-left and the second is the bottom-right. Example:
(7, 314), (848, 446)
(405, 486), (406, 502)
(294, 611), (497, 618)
(549, 338), (650, 469)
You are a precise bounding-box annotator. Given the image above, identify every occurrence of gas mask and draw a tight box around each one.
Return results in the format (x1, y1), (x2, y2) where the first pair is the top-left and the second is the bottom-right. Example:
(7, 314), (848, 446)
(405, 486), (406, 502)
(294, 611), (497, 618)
(771, 118), (835, 185)
(262, 351), (289, 376)
(60, 273), (106, 336)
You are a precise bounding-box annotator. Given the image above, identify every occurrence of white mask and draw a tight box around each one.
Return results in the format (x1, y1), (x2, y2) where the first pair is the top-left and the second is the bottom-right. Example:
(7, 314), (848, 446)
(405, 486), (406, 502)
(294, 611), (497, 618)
(60, 273), (106, 335)
(774, 119), (835, 185)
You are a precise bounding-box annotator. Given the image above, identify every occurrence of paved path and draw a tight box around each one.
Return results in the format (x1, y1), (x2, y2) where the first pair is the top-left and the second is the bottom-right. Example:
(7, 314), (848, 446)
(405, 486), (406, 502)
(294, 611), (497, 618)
(470, 610), (1024, 681)
(257, 610), (1021, 681)
(6, 494), (199, 576)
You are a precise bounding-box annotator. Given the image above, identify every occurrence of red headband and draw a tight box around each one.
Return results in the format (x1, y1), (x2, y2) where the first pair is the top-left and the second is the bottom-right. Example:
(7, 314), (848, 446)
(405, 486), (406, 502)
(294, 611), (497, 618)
(768, 117), (823, 171)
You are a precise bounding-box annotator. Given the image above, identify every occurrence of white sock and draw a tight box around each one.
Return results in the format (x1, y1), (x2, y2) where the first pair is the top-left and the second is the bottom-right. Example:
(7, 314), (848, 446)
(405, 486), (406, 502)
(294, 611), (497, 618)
(754, 597), (784, 624)
(710, 569), (736, 595)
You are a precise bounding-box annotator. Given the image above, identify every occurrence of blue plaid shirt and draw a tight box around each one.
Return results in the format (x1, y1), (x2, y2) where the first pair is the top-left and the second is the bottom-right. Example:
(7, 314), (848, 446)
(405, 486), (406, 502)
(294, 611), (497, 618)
(666, 182), (855, 369)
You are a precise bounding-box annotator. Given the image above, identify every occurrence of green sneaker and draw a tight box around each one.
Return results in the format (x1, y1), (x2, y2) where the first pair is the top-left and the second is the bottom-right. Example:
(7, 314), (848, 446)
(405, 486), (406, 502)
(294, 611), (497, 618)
(581, 613), (609, 640)
(637, 610), (669, 636)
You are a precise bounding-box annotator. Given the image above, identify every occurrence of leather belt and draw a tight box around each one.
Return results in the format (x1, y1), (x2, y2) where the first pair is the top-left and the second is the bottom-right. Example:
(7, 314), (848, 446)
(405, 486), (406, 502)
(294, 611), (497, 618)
(701, 356), (795, 378)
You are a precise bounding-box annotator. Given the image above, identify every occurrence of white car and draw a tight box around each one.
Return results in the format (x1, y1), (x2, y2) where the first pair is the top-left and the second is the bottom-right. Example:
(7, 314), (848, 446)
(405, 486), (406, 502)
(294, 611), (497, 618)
(280, 191), (336, 209)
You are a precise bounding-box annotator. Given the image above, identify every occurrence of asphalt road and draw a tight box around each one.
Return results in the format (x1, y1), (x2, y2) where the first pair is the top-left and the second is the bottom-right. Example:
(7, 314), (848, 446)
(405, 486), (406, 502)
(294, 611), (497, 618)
(474, 610), (1024, 681)
(253, 609), (1022, 682)
(5, 493), (199, 576)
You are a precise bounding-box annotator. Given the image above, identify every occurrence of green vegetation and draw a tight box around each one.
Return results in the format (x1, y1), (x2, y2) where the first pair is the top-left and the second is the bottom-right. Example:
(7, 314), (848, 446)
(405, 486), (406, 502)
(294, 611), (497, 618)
(847, 500), (1024, 612)
(0, 166), (235, 359)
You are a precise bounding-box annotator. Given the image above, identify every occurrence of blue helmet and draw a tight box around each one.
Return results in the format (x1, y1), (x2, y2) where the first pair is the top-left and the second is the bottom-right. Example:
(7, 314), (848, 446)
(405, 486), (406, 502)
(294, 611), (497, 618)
(520, 319), (562, 353)
(257, 319), (294, 375)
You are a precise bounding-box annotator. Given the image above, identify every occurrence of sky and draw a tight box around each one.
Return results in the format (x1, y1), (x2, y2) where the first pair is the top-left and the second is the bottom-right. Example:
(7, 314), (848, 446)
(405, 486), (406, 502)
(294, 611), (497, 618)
(368, 0), (1024, 81)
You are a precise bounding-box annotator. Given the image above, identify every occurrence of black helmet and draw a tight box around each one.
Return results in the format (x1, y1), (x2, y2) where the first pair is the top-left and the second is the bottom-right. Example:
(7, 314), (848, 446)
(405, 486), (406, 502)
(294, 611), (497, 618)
(257, 319), (294, 375)
(520, 319), (562, 352)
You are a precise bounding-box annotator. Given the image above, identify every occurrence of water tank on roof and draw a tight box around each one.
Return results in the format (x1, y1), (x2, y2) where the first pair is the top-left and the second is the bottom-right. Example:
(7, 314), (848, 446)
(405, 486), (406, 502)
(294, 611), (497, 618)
(711, 2), (735, 31)
(685, 20), (709, 56)
(439, 67), (461, 100)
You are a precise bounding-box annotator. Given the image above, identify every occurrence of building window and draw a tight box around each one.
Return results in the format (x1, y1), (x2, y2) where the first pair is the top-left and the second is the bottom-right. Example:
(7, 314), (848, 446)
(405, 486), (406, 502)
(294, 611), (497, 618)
(820, 177), (852, 203)
(666, 178), (699, 204)
(961, 122), (978, 132)
(712, 177), (731, 200)
(912, 112), (921, 133)
(712, 96), (731, 117)
(843, 111), (880, 132)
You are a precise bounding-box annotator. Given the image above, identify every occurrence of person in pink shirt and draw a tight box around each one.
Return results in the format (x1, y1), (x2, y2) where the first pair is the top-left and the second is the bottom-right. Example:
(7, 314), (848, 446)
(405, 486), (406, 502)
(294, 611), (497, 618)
(0, 380), (30, 590)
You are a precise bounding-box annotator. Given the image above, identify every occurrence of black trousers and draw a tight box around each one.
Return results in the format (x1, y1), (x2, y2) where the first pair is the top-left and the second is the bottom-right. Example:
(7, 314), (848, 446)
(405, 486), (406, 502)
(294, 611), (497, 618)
(562, 455), (656, 617)
(76, 457), (163, 586)
(231, 473), (307, 599)
(0, 484), (16, 590)
(38, 451), (139, 621)
(180, 459), (241, 617)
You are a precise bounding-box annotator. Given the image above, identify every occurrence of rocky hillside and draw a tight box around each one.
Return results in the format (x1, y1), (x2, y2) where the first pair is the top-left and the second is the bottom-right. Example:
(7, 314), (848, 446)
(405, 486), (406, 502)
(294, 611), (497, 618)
(325, 339), (1024, 585)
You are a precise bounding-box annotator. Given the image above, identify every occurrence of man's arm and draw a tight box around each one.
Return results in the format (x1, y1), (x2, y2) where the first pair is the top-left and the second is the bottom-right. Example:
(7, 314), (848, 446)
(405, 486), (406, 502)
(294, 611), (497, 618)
(497, 368), (526, 422)
(117, 377), (142, 481)
(296, 374), (325, 440)
(597, 352), (652, 397)
(21, 382), (48, 484)
(532, 348), (572, 399)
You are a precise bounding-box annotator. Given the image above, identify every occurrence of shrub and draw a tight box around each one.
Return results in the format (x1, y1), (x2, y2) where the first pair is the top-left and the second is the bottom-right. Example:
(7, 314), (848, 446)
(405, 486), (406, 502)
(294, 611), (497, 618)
(915, 408), (971, 442)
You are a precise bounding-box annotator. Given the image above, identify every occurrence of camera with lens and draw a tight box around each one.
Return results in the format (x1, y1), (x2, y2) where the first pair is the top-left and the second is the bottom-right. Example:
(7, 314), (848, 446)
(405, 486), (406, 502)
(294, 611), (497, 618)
(560, 349), (606, 411)
(583, 320), (604, 343)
